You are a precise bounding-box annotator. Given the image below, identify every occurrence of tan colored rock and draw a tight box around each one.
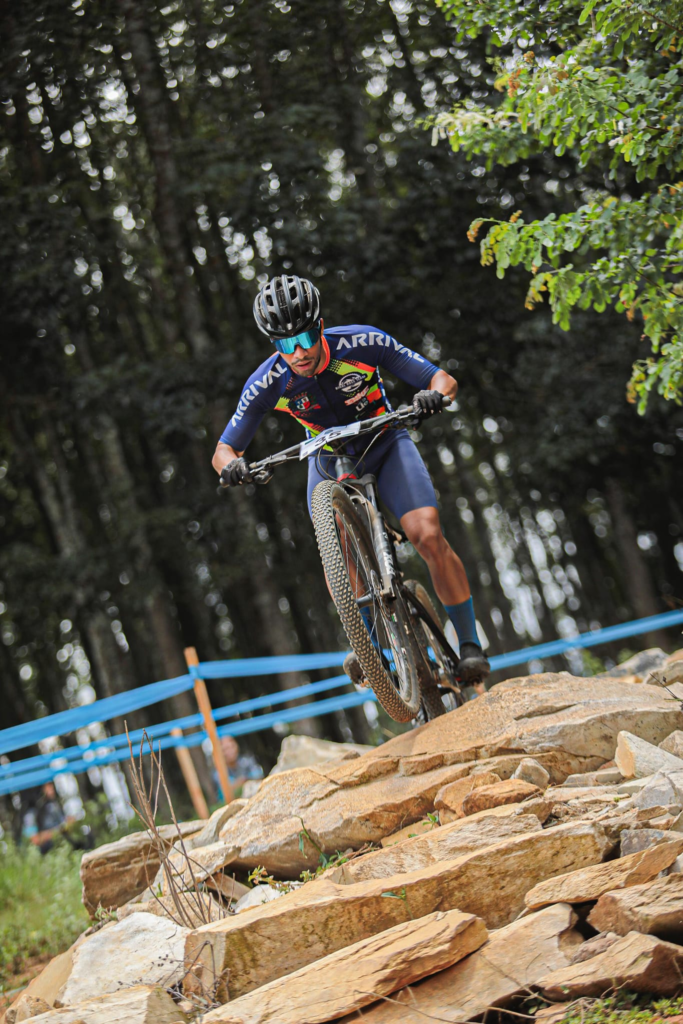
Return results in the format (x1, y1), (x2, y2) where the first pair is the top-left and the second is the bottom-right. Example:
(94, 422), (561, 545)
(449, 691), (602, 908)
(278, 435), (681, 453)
(525, 837), (683, 909)
(380, 673), (681, 762)
(619, 828), (681, 857)
(381, 818), (439, 847)
(615, 730), (683, 779)
(184, 820), (609, 1001)
(462, 778), (541, 816)
(440, 800), (551, 827)
(660, 731), (683, 759)
(334, 903), (582, 1024)
(329, 813), (542, 885)
(512, 758), (550, 790)
(215, 673), (680, 874)
(3, 944), (80, 1020)
(569, 932), (620, 964)
(201, 909), (487, 1024)
(270, 734), (373, 774)
(17, 986), (186, 1024)
(5, 995), (52, 1023)
(434, 772), (501, 817)
(588, 873), (683, 939)
(158, 839), (240, 893)
(562, 767), (623, 787)
(79, 821), (205, 915)
(59, 913), (188, 1006)
(538, 932), (683, 999)
(117, 890), (225, 927)
(182, 801), (246, 852)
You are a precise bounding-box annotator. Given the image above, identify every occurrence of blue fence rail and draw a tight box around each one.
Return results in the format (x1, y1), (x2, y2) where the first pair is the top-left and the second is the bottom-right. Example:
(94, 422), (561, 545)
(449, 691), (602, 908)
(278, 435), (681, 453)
(2, 608), (682, 798)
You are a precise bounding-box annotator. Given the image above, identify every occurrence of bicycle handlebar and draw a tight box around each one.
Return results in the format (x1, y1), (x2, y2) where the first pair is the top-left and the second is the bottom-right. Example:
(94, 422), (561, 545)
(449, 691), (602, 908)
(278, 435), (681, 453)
(220, 394), (451, 488)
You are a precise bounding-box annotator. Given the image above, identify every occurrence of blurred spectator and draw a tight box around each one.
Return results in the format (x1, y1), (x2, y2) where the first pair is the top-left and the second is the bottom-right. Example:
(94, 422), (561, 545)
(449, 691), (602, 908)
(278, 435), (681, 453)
(22, 782), (74, 854)
(214, 735), (263, 800)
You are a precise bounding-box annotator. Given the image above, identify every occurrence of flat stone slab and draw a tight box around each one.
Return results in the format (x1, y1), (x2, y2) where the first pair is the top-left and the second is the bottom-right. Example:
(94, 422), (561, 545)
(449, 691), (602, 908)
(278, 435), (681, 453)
(538, 931), (683, 999)
(588, 873), (683, 939)
(333, 903), (583, 1024)
(525, 838), (683, 909)
(79, 821), (205, 915)
(214, 673), (680, 875)
(201, 909), (487, 1024)
(184, 820), (609, 1001)
(12, 985), (186, 1024)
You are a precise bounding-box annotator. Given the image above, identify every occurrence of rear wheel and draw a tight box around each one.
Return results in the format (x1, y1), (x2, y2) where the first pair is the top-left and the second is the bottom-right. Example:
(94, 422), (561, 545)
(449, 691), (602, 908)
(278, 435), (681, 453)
(312, 481), (421, 722)
(405, 580), (463, 720)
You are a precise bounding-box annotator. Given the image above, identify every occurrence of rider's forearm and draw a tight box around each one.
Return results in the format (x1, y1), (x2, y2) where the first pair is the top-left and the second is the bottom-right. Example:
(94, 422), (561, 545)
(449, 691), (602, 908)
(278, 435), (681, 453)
(212, 442), (243, 475)
(429, 369), (458, 402)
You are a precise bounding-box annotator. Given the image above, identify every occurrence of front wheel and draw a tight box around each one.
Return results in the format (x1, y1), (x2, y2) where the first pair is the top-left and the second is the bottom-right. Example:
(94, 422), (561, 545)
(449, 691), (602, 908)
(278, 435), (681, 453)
(311, 481), (421, 722)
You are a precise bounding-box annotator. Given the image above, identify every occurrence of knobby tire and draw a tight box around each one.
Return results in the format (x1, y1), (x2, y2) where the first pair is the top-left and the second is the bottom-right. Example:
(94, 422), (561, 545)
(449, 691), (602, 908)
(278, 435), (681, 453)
(311, 480), (421, 722)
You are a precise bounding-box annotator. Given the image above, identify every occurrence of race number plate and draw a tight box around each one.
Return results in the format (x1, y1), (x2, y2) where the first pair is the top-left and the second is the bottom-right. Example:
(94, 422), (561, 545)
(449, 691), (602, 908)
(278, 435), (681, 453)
(299, 421), (362, 460)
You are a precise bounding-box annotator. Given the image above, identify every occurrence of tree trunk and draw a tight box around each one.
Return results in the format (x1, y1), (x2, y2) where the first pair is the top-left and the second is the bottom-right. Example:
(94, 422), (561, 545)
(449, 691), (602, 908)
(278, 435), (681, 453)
(604, 477), (669, 649)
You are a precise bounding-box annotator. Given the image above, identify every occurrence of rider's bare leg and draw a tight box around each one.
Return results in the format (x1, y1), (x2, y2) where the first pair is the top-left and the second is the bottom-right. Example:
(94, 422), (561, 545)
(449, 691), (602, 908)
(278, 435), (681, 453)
(400, 505), (490, 682)
(400, 506), (469, 604)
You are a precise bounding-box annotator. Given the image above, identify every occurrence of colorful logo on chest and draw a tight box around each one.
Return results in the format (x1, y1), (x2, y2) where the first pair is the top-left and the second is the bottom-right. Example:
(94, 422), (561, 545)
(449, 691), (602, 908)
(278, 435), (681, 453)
(291, 393), (320, 413)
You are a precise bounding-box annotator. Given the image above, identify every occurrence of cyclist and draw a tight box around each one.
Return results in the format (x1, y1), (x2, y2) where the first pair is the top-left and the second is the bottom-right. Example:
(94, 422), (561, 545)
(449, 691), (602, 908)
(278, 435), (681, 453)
(213, 274), (490, 685)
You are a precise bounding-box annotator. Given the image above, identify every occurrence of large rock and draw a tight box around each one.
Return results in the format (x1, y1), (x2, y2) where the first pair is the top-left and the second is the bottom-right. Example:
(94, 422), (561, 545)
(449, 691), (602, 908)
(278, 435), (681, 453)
(434, 772), (501, 817)
(538, 932), (683, 999)
(59, 913), (188, 1005)
(461, 778), (541, 816)
(334, 903), (582, 1024)
(5, 995), (52, 1023)
(118, 890), (226, 928)
(615, 730), (683, 779)
(80, 821), (205, 915)
(525, 838), (683, 910)
(588, 873), (683, 939)
(661, 731), (683, 758)
(14, 985), (186, 1024)
(215, 673), (669, 875)
(201, 909), (488, 1024)
(512, 758), (550, 789)
(184, 820), (609, 1001)
(632, 770), (683, 810)
(3, 942), (82, 1020)
(270, 734), (373, 774)
(328, 811), (542, 885)
(378, 673), (682, 761)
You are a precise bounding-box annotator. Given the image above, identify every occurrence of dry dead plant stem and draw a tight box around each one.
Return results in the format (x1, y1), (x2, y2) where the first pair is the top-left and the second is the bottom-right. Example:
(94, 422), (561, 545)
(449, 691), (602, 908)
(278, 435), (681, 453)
(125, 727), (227, 931)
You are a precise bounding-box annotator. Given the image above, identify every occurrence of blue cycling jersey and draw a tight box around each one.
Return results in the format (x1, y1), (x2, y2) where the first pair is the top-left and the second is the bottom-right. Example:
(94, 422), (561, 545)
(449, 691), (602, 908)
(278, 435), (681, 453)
(220, 325), (438, 453)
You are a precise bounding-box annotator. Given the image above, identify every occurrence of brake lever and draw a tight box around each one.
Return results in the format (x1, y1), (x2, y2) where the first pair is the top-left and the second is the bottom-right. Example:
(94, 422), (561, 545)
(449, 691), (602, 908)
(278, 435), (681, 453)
(251, 467), (274, 485)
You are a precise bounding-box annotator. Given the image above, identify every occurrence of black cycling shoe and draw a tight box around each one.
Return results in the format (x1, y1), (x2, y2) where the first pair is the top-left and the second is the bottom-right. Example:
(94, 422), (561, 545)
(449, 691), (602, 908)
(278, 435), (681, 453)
(343, 651), (368, 687)
(457, 642), (491, 685)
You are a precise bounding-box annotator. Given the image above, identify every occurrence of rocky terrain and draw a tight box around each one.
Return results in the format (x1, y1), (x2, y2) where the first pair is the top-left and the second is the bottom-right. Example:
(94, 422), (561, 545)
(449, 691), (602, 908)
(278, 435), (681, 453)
(6, 648), (683, 1024)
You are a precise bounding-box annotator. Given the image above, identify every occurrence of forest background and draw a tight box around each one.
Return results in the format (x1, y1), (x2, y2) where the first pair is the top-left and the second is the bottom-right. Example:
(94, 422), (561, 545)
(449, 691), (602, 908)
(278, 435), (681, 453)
(1, 0), (683, 824)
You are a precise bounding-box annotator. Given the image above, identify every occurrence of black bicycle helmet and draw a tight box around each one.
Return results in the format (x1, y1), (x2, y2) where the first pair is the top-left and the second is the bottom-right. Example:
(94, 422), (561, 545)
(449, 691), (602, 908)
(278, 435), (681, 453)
(253, 274), (321, 339)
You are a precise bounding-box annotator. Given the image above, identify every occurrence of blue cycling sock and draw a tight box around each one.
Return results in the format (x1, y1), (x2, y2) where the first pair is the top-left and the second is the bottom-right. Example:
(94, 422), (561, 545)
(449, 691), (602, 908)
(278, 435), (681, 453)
(444, 597), (479, 649)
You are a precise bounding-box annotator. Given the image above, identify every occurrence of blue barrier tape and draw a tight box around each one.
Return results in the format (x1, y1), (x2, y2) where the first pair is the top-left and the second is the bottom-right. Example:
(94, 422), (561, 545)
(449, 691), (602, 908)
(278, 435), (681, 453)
(0, 689), (375, 796)
(488, 608), (683, 671)
(0, 674), (195, 757)
(2, 608), (682, 792)
(0, 675), (350, 780)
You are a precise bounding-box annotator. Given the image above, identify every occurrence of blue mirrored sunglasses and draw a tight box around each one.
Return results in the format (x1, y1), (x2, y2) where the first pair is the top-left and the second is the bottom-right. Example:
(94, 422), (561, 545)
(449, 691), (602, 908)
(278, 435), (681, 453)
(272, 322), (321, 355)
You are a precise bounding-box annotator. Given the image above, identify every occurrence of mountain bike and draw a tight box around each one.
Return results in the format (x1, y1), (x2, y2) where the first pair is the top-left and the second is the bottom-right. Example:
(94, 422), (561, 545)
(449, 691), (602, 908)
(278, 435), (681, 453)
(237, 401), (465, 723)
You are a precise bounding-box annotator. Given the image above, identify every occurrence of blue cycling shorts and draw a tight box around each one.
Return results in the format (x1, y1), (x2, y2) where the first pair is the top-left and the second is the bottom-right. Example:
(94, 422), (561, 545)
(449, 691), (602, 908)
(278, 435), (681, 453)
(306, 428), (438, 521)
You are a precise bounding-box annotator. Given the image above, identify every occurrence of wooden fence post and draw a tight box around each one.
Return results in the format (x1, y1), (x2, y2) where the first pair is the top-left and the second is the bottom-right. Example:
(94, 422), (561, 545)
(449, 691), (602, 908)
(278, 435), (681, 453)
(184, 646), (233, 804)
(170, 727), (210, 820)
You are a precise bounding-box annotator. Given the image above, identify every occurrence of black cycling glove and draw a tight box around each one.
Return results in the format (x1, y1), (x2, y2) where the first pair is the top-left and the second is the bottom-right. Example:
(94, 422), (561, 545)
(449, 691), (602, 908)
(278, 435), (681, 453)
(412, 390), (446, 417)
(220, 457), (253, 488)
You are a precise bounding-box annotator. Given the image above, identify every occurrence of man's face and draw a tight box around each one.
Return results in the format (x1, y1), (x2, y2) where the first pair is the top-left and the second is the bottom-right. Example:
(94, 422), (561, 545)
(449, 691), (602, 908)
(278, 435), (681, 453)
(279, 339), (322, 377)
(220, 735), (239, 766)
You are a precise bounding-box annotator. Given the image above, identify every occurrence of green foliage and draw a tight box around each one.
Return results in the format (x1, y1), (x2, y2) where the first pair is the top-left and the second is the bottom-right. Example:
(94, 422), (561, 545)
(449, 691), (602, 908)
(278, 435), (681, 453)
(524, 990), (683, 1024)
(432, 0), (683, 409)
(0, 840), (88, 989)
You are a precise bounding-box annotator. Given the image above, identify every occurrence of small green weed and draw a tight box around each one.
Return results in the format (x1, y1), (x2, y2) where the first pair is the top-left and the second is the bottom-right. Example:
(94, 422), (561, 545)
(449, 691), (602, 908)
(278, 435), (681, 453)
(523, 992), (683, 1024)
(297, 818), (349, 881)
